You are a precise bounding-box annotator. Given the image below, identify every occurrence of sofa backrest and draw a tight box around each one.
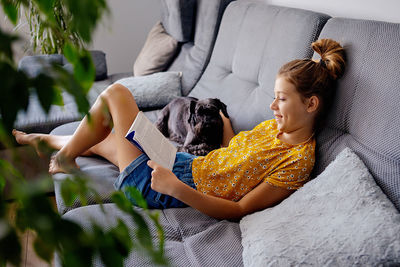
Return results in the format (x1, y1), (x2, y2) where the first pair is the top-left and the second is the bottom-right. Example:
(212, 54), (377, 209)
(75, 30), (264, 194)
(311, 18), (400, 211)
(189, 1), (329, 132)
(163, 0), (234, 96)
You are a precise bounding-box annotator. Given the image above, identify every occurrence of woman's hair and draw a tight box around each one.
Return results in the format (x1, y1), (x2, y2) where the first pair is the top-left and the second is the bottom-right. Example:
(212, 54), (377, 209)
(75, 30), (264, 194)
(277, 38), (346, 132)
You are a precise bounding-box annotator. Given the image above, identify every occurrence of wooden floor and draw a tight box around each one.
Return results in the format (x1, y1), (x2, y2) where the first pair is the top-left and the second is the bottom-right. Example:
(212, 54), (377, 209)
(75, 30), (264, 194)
(6, 197), (56, 267)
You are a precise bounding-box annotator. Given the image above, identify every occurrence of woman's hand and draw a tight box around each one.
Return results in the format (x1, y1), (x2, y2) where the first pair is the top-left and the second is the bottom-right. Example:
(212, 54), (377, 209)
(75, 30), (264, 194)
(220, 111), (235, 147)
(147, 160), (180, 196)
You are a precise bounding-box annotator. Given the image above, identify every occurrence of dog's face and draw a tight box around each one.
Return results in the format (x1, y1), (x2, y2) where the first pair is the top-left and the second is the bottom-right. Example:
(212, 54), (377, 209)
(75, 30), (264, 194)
(188, 98), (228, 144)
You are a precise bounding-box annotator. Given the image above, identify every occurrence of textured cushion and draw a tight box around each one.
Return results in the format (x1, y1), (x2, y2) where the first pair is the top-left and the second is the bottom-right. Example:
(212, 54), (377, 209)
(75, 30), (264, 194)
(18, 54), (64, 78)
(57, 205), (242, 267)
(189, 2), (329, 132)
(311, 18), (400, 211)
(160, 0), (196, 42)
(116, 71), (182, 109)
(133, 22), (178, 77)
(240, 148), (400, 266)
(19, 50), (108, 81)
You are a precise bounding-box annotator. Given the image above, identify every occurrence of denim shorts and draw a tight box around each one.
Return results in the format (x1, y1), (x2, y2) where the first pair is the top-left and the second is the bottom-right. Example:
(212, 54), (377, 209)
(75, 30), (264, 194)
(114, 152), (197, 209)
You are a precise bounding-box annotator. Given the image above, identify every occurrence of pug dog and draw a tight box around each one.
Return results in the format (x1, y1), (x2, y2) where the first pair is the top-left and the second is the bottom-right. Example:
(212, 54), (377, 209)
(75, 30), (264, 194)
(155, 97), (229, 156)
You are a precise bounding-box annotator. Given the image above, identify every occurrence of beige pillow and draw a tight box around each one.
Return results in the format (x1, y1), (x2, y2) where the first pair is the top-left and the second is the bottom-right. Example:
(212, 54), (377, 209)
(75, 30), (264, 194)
(133, 21), (178, 76)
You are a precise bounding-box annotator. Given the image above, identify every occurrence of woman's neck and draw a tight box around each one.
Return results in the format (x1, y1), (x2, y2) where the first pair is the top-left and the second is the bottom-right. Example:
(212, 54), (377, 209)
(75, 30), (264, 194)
(277, 127), (314, 145)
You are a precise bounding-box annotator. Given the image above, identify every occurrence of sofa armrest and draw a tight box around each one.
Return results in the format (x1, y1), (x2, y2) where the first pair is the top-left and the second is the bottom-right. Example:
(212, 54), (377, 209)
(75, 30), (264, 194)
(18, 50), (108, 81)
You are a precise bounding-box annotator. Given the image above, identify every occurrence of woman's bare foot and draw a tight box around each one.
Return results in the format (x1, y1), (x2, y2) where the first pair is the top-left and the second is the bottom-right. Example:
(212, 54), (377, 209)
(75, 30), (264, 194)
(12, 129), (50, 158)
(49, 152), (80, 174)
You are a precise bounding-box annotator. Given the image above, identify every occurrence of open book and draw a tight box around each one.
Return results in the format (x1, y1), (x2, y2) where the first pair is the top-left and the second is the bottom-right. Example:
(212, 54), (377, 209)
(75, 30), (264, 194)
(125, 111), (177, 170)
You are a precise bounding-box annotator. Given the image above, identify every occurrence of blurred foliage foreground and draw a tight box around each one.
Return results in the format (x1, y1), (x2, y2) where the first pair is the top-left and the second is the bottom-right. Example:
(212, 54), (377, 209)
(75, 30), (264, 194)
(0, 0), (167, 266)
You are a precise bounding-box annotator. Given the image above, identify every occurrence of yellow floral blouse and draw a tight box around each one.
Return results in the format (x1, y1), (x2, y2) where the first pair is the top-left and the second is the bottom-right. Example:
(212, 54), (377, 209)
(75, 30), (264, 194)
(191, 119), (315, 201)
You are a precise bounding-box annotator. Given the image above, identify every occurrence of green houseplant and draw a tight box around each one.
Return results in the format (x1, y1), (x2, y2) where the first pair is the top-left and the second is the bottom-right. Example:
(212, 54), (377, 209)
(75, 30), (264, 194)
(0, 0), (167, 266)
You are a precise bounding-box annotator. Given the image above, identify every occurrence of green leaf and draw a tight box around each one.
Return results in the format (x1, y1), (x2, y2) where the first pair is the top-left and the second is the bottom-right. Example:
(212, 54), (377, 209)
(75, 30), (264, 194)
(112, 219), (133, 256)
(33, 74), (56, 113)
(124, 186), (148, 209)
(62, 43), (95, 93)
(0, 62), (30, 132)
(1, 0), (18, 25)
(52, 65), (90, 115)
(60, 179), (78, 207)
(112, 191), (133, 213)
(33, 235), (54, 263)
(34, 0), (56, 23)
(0, 223), (22, 266)
(0, 175), (5, 195)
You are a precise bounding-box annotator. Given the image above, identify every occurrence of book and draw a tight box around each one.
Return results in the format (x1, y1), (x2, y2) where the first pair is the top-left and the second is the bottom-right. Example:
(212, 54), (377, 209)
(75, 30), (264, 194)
(125, 111), (177, 170)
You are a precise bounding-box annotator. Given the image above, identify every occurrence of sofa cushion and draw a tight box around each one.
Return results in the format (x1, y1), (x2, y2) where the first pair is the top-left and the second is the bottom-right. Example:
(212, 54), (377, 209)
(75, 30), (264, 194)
(189, 2), (330, 132)
(240, 148), (400, 266)
(160, 0), (196, 42)
(18, 54), (64, 78)
(166, 0), (234, 95)
(19, 50), (108, 81)
(133, 21), (178, 77)
(58, 204), (242, 266)
(311, 18), (400, 211)
(116, 71), (182, 109)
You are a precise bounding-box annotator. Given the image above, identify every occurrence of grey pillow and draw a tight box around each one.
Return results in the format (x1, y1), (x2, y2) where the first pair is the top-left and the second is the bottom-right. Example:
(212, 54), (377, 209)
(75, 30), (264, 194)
(19, 50), (108, 81)
(240, 147), (400, 266)
(115, 71), (182, 109)
(133, 21), (178, 77)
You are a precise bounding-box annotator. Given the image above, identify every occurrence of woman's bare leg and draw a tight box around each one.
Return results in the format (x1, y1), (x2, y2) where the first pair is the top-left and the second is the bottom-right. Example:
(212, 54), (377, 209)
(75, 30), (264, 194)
(47, 83), (142, 173)
(12, 130), (119, 166)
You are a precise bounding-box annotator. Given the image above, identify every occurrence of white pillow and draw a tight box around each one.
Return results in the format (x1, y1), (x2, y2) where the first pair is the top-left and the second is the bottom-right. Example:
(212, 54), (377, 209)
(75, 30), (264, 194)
(240, 147), (400, 266)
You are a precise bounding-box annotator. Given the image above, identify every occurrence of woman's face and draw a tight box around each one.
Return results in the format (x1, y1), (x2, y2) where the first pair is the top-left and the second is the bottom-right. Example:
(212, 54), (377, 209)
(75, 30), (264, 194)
(270, 76), (316, 133)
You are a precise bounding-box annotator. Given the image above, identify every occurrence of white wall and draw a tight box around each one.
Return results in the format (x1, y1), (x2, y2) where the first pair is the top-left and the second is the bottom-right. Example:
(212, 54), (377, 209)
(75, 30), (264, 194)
(266, 0), (400, 23)
(90, 0), (160, 74)
(93, 0), (400, 74)
(2, 0), (400, 74)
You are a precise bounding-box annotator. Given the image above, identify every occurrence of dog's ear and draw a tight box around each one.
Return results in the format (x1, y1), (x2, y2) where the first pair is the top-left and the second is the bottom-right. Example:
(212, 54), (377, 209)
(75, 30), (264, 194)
(188, 100), (197, 125)
(213, 98), (229, 118)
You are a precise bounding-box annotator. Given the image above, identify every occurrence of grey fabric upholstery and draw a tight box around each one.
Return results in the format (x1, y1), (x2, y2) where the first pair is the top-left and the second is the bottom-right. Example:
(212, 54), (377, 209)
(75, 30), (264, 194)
(58, 205), (243, 266)
(160, 0), (196, 42)
(18, 50), (108, 81)
(189, 2), (330, 133)
(311, 18), (400, 211)
(166, 0), (235, 95)
(18, 54), (64, 78)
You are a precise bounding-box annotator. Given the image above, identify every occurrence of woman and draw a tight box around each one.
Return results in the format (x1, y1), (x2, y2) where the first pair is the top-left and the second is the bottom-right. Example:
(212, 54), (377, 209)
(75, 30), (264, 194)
(13, 39), (346, 219)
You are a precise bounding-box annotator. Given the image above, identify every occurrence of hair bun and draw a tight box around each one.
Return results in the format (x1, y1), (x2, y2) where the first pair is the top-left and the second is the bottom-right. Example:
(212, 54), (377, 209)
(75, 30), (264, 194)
(312, 39), (346, 80)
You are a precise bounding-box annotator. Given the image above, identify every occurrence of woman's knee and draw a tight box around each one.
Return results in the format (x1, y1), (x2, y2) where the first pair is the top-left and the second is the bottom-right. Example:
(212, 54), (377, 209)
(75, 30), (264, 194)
(101, 83), (132, 102)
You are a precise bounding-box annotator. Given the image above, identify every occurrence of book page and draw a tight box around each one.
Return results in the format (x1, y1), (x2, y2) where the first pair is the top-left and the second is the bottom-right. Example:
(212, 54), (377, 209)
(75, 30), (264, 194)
(126, 111), (177, 170)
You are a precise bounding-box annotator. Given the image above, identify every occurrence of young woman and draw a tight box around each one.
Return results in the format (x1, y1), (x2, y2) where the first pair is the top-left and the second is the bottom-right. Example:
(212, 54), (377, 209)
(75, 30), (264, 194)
(13, 39), (345, 219)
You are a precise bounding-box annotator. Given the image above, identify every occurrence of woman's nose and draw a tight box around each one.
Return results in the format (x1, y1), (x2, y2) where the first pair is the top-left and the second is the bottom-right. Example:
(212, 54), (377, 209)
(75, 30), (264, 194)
(270, 99), (277, 110)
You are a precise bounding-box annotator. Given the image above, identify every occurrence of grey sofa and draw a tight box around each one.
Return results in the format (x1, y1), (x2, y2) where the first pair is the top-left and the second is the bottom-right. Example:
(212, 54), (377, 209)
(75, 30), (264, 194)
(49, 0), (400, 266)
(15, 0), (232, 133)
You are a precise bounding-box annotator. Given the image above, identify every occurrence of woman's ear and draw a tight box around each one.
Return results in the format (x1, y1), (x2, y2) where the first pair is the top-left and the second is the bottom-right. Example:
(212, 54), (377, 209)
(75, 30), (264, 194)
(306, 96), (319, 113)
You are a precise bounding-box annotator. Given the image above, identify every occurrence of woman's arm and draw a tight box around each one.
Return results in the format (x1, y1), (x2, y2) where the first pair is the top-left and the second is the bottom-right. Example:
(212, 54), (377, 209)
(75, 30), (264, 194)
(220, 111), (235, 147)
(148, 160), (293, 220)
